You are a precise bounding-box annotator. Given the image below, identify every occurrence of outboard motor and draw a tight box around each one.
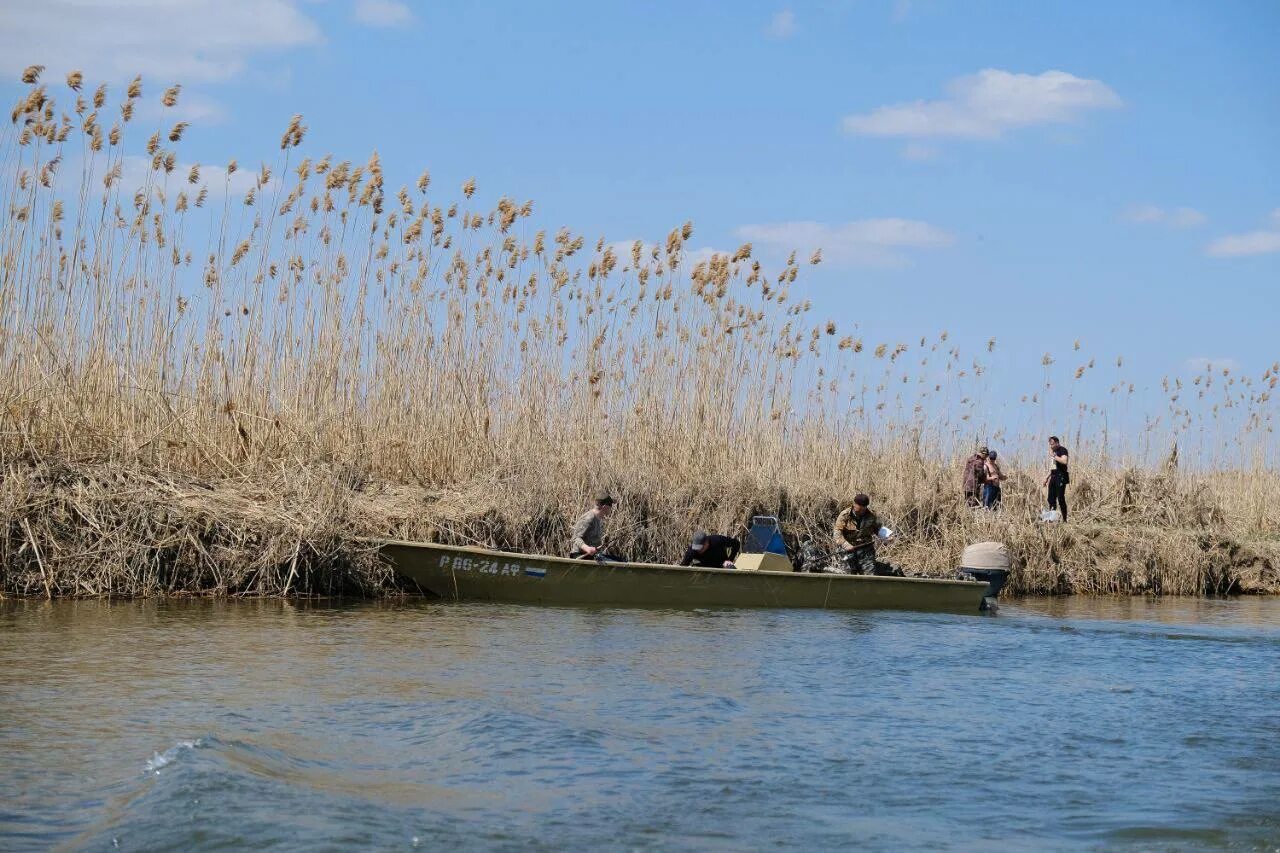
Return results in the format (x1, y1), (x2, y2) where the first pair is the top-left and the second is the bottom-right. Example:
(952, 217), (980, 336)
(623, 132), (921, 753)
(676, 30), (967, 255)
(959, 541), (1010, 613)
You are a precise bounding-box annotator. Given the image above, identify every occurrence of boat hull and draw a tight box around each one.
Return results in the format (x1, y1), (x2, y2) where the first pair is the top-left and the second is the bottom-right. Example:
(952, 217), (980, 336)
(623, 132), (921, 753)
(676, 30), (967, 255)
(380, 540), (992, 614)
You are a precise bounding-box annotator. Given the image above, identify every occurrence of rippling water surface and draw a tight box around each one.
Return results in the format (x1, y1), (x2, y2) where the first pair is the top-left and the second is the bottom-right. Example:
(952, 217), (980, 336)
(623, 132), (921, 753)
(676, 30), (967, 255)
(2, 597), (1278, 851)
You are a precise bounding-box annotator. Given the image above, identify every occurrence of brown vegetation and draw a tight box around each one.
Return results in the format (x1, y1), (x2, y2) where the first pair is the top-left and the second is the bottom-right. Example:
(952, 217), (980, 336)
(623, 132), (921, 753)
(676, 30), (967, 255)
(2, 67), (1277, 598)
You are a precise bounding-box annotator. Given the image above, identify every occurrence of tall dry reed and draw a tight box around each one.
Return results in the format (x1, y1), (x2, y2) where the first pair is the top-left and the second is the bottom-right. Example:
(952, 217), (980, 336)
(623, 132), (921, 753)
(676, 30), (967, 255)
(1, 67), (1276, 597)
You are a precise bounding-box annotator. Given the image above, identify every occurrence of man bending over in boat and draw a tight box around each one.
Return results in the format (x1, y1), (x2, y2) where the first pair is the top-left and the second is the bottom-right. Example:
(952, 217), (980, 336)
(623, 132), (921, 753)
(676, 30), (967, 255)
(570, 495), (623, 560)
(833, 494), (881, 575)
(679, 531), (740, 569)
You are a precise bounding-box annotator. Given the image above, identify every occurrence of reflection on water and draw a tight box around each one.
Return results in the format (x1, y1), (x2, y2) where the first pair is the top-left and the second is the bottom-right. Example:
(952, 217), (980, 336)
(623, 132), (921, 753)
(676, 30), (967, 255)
(1016, 595), (1280, 628)
(1, 597), (1278, 850)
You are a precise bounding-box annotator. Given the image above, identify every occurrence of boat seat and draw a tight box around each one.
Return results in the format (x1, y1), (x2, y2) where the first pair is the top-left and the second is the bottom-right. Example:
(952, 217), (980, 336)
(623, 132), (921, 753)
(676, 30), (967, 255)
(735, 552), (793, 572)
(737, 516), (793, 572)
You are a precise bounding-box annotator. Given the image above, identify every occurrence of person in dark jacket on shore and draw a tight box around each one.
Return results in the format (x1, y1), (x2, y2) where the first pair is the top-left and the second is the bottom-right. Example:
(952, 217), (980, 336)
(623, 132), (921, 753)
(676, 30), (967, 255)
(1044, 436), (1070, 521)
(679, 531), (740, 569)
(962, 446), (989, 507)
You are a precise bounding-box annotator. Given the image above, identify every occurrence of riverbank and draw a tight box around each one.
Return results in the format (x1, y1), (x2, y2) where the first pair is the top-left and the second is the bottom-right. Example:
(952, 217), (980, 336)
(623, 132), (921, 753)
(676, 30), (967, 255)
(2, 455), (1276, 598)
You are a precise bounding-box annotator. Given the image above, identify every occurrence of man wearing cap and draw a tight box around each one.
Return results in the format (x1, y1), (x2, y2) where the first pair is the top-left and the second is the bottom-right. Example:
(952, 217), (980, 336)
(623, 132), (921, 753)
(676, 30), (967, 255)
(962, 445), (990, 507)
(569, 495), (614, 559)
(679, 531), (741, 569)
(833, 494), (881, 575)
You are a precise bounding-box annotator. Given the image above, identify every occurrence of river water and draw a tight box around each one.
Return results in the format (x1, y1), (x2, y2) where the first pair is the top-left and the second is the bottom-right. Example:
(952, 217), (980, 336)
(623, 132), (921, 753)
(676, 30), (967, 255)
(2, 597), (1278, 851)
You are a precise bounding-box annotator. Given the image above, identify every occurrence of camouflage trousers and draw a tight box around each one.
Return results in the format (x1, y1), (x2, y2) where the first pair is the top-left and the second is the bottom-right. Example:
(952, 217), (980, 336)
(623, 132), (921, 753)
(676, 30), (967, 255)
(842, 545), (877, 575)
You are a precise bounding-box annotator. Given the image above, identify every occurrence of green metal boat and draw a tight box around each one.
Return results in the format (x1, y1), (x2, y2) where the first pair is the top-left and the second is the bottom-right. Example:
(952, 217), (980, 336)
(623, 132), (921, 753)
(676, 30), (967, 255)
(379, 538), (1006, 614)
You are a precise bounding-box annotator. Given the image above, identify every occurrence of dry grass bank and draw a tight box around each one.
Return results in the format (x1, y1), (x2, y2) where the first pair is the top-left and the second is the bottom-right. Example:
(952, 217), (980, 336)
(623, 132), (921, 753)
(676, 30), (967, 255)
(4, 454), (1277, 598)
(1, 67), (1277, 598)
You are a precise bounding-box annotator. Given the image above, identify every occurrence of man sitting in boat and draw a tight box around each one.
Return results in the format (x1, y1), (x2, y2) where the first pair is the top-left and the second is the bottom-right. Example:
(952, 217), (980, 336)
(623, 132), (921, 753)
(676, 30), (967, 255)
(833, 494), (880, 575)
(569, 495), (618, 560)
(679, 531), (741, 569)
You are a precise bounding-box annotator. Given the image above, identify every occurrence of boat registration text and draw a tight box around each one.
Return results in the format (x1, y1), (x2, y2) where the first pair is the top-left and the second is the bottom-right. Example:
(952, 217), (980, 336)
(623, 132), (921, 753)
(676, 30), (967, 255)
(437, 554), (545, 578)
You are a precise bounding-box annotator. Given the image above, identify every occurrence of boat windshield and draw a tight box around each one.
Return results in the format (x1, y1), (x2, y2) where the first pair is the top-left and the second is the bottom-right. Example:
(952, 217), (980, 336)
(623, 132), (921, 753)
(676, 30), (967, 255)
(744, 516), (787, 555)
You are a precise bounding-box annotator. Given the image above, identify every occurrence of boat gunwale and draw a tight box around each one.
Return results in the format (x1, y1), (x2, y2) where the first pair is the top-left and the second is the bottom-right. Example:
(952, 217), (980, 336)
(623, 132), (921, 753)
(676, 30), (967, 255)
(378, 539), (987, 588)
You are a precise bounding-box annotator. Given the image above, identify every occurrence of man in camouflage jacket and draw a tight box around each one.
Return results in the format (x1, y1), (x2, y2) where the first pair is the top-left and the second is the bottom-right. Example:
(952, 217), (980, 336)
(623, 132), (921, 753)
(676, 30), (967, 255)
(833, 493), (880, 575)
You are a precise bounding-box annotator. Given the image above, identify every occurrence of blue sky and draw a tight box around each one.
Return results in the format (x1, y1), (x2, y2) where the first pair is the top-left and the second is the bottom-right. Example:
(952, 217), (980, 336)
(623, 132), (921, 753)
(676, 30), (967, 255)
(3, 0), (1277, 423)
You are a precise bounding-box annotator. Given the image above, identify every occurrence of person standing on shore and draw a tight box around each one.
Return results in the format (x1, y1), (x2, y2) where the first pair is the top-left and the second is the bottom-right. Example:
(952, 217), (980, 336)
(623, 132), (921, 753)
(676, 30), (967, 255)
(982, 450), (1004, 510)
(570, 495), (615, 559)
(1044, 437), (1070, 521)
(962, 446), (989, 507)
(833, 494), (880, 575)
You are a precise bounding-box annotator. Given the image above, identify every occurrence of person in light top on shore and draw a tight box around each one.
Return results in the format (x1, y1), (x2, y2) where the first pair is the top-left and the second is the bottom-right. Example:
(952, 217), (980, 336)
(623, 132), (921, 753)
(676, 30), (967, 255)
(679, 531), (740, 569)
(982, 450), (1004, 510)
(569, 495), (614, 559)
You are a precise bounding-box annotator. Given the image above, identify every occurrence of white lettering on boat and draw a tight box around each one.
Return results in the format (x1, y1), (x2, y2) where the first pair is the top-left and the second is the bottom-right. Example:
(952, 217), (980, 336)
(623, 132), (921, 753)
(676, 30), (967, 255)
(436, 554), (527, 577)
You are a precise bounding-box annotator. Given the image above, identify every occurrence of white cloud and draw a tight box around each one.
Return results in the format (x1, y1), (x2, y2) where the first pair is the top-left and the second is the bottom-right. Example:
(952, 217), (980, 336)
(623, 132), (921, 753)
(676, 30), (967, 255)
(1186, 357), (1240, 374)
(766, 9), (797, 39)
(112, 155), (269, 201)
(1206, 231), (1280, 258)
(2, 152), (272, 221)
(354, 0), (414, 27)
(138, 91), (229, 125)
(736, 219), (955, 268)
(684, 246), (732, 266)
(842, 69), (1122, 139)
(1206, 209), (1280, 258)
(607, 240), (657, 266)
(1123, 204), (1207, 229)
(900, 142), (939, 162)
(0, 0), (322, 83)
(606, 241), (731, 270)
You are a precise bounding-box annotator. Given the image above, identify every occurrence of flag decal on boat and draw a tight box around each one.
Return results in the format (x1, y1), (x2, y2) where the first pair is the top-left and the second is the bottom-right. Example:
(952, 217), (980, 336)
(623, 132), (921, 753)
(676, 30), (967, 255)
(525, 567), (547, 578)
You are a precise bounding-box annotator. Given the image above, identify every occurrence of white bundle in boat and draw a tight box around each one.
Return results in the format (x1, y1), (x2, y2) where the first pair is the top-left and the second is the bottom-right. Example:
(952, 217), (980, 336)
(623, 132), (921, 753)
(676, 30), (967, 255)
(960, 541), (1011, 572)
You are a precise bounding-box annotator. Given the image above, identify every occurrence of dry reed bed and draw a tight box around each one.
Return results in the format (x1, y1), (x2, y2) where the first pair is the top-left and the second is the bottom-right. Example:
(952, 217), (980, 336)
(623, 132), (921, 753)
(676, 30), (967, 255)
(2, 453), (1277, 598)
(1, 67), (1277, 598)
